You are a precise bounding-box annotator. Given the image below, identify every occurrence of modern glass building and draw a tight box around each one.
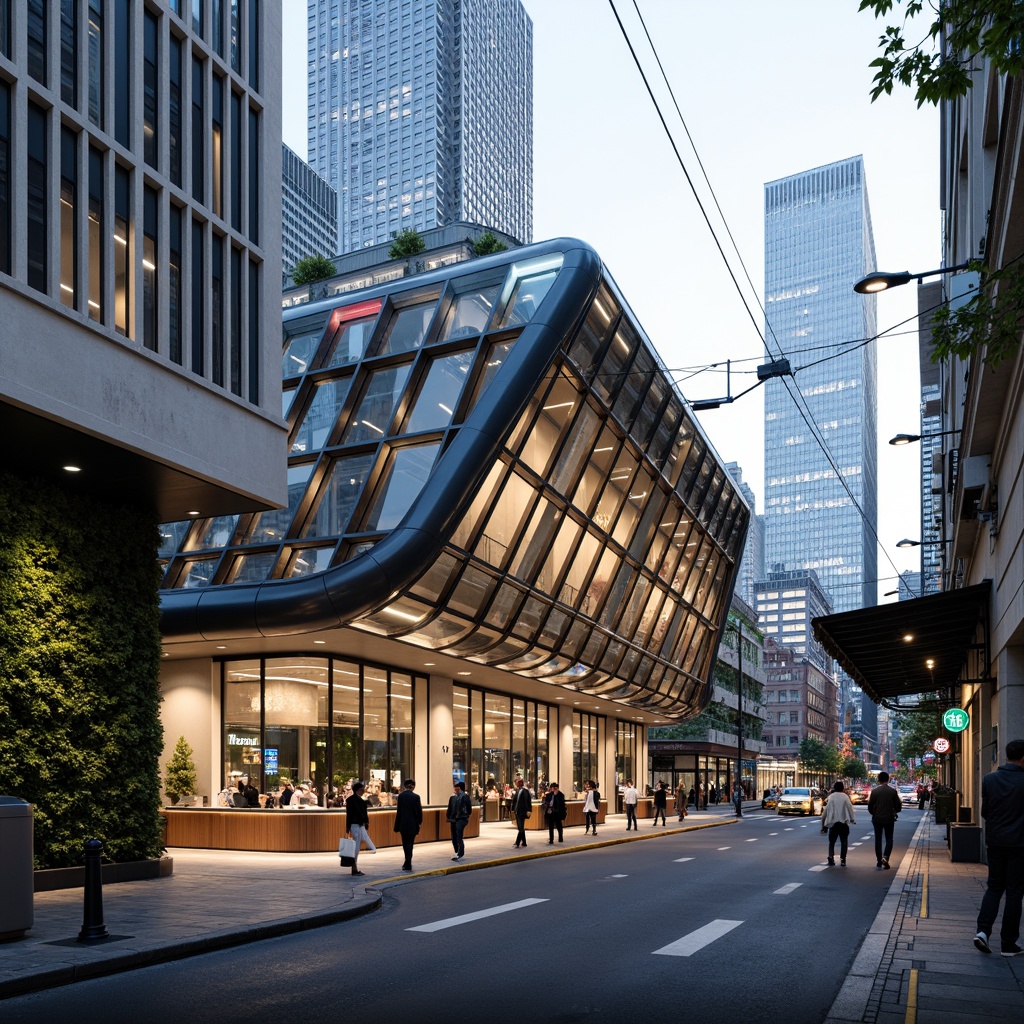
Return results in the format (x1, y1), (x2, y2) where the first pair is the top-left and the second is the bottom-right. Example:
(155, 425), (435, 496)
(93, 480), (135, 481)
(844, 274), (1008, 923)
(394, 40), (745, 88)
(306, 0), (533, 253)
(158, 238), (748, 810)
(282, 143), (339, 274)
(763, 156), (878, 616)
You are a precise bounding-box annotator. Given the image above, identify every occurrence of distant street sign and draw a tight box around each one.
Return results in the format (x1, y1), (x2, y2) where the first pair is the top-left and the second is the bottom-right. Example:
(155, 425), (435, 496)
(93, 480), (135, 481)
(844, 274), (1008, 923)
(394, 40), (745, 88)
(923, 751), (936, 763)
(933, 737), (951, 753)
(942, 708), (970, 733)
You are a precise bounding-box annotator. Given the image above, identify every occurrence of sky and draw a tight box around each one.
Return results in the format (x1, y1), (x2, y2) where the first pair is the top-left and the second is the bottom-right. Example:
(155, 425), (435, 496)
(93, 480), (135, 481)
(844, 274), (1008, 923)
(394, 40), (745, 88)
(280, 0), (941, 605)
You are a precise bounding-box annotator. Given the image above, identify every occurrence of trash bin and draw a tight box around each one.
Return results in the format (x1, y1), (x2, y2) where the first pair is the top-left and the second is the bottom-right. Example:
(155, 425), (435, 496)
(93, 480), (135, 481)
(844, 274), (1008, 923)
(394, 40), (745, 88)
(949, 823), (982, 863)
(0, 796), (33, 940)
(933, 792), (955, 825)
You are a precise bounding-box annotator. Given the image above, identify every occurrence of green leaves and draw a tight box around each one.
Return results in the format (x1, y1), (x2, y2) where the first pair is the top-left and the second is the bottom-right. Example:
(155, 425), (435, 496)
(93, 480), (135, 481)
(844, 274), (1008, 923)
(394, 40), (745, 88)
(290, 253), (337, 286)
(388, 228), (426, 259)
(930, 259), (1024, 368)
(471, 231), (508, 257)
(860, 0), (1024, 106)
(0, 474), (164, 868)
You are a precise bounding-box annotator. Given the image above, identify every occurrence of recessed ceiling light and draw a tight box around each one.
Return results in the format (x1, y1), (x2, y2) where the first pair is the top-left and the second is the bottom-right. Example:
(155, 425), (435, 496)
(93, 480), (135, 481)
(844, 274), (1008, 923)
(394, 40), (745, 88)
(423, 662), (435, 666)
(63, 465), (81, 473)
(313, 639), (326, 645)
(215, 645), (227, 650)
(187, 510), (201, 516)
(457, 671), (471, 676)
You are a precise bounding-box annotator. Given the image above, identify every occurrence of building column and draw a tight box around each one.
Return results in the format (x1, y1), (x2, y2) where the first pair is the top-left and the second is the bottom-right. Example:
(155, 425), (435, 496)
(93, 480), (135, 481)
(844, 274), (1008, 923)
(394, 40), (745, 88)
(557, 704), (574, 791)
(426, 675), (454, 807)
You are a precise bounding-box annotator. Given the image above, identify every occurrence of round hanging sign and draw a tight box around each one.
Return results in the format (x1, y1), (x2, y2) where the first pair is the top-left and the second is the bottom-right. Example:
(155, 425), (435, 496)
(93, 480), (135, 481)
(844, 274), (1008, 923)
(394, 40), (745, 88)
(942, 708), (970, 733)
(932, 737), (951, 753)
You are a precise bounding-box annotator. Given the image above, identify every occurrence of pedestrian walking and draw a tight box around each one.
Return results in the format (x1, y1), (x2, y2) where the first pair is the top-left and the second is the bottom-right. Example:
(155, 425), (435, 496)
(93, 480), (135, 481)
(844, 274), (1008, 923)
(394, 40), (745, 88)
(446, 780), (472, 861)
(652, 780), (668, 825)
(974, 738), (1024, 957)
(820, 780), (856, 866)
(623, 778), (639, 831)
(732, 783), (743, 818)
(511, 776), (532, 848)
(867, 770), (902, 870)
(583, 780), (600, 835)
(344, 780), (376, 876)
(543, 781), (567, 843)
(393, 779), (422, 871)
(676, 781), (688, 821)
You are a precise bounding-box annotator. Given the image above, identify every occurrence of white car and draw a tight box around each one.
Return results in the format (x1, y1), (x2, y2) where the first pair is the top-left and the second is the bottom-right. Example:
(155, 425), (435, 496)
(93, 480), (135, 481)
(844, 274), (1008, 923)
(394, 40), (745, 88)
(776, 787), (824, 816)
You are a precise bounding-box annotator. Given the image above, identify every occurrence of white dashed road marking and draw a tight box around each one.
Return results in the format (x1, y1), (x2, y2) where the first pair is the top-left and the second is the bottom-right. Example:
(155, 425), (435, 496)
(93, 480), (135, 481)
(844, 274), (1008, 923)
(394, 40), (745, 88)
(652, 919), (744, 957)
(774, 883), (802, 894)
(406, 898), (548, 932)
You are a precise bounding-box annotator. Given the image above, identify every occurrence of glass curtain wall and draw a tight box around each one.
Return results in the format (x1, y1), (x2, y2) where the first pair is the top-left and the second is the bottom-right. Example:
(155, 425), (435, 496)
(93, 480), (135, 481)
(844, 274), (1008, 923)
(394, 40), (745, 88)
(221, 657), (419, 805)
(615, 720), (637, 788)
(573, 711), (600, 797)
(453, 685), (552, 807)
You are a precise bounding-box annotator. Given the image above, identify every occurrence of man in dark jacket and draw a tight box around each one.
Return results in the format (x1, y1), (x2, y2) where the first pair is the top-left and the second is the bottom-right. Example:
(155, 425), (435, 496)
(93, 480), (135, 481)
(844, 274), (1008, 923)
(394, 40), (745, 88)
(394, 779), (423, 872)
(974, 738), (1024, 957)
(446, 780), (472, 861)
(543, 781), (567, 844)
(511, 776), (532, 849)
(867, 771), (902, 870)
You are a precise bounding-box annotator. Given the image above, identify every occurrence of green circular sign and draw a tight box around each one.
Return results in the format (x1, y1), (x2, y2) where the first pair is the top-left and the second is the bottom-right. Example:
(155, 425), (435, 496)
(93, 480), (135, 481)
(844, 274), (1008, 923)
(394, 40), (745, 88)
(942, 708), (970, 733)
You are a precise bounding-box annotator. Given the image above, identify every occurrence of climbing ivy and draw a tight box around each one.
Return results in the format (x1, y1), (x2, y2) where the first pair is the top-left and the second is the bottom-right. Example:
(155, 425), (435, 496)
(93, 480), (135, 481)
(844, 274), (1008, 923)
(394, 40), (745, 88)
(0, 473), (165, 868)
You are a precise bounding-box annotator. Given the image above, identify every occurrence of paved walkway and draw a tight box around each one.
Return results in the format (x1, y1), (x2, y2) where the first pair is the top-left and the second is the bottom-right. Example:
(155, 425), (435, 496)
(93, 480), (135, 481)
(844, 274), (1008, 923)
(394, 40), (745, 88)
(2, 805), (1022, 1022)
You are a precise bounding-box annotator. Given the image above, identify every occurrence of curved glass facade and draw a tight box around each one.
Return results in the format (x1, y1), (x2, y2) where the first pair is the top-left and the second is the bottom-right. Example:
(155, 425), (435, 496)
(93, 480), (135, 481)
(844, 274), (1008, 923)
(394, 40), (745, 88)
(160, 239), (748, 718)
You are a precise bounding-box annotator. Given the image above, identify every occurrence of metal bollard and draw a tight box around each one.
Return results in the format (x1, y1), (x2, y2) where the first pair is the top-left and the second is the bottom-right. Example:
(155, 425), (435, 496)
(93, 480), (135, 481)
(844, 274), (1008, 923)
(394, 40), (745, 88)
(78, 838), (109, 942)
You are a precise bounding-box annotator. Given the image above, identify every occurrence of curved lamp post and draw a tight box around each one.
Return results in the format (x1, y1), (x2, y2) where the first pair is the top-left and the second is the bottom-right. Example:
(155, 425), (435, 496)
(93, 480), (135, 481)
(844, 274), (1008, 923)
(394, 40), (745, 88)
(853, 261), (971, 294)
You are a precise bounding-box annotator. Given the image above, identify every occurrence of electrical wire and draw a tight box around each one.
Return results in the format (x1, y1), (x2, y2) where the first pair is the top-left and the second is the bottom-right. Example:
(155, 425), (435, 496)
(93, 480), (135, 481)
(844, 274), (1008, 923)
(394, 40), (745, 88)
(608, 0), (923, 600)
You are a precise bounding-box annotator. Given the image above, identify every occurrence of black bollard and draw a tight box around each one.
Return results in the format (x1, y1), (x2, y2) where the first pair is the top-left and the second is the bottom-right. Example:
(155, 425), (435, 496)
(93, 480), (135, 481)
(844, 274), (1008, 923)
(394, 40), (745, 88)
(78, 838), (109, 942)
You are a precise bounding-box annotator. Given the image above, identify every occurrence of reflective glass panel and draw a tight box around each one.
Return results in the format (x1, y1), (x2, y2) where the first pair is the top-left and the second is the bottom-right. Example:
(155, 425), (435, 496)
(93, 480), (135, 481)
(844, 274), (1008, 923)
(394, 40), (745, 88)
(560, 527), (600, 610)
(363, 442), (440, 531)
(516, 374), (578, 479)
(245, 465), (313, 543)
(159, 520), (191, 559)
(468, 337), (515, 410)
(508, 495), (561, 587)
(323, 315), (375, 369)
(285, 546), (336, 577)
(567, 282), (618, 379)
(572, 426), (618, 519)
(497, 263), (560, 329)
(375, 300), (436, 355)
(474, 471), (535, 569)
(283, 328), (322, 378)
(228, 551), (277, 584)
(302, 453), (373, 539)
(404, 351), (471, 433)
(187, 514), (239, 550)
(450, 459), (505, 551)
(592, 317), (638, 406)
(180, 556), (218, 588)
(537, 514), (582, 598)
(438, 281), (500, 340)
(548, 401), (601, 497)
(448, 565), (498, 618)
(363, 666), (388, 784)
(408, 551), (459, 603)
(292, 377), (352, 454)
(222, 660), (261, 787)
(390, 673), (413, 786)
(342, 363), (412, 443)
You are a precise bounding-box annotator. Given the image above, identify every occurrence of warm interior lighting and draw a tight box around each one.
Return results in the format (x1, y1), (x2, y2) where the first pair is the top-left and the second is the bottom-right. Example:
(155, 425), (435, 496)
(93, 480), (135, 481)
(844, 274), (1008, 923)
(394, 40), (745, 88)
(63, 464), (81, 473)
(902, 633), (914, 643)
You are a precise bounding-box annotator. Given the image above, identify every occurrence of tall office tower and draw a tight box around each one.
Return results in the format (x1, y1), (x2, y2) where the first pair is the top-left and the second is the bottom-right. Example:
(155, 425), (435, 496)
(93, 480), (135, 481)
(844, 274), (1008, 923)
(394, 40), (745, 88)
(307, 0), (533, 254)
(754, 567), (833, 674)
(725, 462), (764, 607)
(763, 156), (879, 616)
(282, 144), (339, 274)
(916, 281), (944, 595)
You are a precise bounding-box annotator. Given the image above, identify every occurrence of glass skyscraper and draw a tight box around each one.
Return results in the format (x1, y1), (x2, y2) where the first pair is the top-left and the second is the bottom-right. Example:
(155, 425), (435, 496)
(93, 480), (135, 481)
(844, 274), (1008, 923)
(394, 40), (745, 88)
(307, 0), (533, 254)
(763, 156), (878, 616)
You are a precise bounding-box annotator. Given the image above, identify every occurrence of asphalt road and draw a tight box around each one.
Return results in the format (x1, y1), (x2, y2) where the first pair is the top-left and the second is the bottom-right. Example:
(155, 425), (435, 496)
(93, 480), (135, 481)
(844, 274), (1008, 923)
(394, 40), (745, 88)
(3, 810), (914, 1024)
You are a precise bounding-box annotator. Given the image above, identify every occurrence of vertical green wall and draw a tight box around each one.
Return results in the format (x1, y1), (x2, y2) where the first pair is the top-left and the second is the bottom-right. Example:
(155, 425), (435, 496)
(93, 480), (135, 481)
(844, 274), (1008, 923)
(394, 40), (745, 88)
(0, 472), (164, 868)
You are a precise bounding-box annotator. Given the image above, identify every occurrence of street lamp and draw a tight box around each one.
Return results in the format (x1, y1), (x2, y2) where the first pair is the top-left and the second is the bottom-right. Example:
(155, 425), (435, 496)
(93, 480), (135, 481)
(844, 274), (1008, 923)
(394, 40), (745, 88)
(853, 261), (971, 294)
(889, 428), (961, 446)
(896, 538), (950, 549)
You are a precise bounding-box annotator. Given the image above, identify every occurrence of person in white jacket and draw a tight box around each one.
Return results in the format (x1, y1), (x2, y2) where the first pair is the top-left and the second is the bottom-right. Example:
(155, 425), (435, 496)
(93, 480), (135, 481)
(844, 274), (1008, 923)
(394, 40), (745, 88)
(821, 780), (857, 866)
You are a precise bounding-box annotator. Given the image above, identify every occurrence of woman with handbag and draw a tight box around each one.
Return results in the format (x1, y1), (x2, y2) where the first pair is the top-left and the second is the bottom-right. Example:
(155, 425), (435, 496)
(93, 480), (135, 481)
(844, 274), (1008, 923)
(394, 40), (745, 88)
(821, 780), (857, 866)
(583, 780), (600, 836)
(344, 780), (376, 876)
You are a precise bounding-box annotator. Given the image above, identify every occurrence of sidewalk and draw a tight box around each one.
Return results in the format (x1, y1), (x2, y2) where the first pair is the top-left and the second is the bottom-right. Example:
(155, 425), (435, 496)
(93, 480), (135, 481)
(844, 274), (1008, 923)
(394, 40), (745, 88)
(3, 804), (1022, 1021)
(825, 812), (1024, 1023)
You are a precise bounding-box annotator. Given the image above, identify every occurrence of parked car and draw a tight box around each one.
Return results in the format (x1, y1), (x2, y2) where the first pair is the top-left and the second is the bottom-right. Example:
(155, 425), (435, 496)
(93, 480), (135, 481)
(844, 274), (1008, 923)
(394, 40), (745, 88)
(776, 787), (823, 816)
(898, 784), (916, 799)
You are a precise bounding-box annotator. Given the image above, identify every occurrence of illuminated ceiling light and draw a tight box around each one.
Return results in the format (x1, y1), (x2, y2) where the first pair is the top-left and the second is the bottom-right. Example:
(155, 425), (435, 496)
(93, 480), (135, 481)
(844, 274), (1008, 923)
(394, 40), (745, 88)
(215, 645), (227, 650)
(438, 403), (453, 415)
(63, 464), (81, 473)
(542, 401), (574, 411)
(142, 259), (157, 271)
(423, 662), (435, 666)
(60, 282), (74, 294)
(187, 510), (201, 516)
(902, 633), (914, 643)
(594, 446), (613, 453)
(925, 658), (935, 669)
(361, 419), (383, 434)
(114, 233), (127, 246)
(458, 671), (471, 676)
(313, 639), (326, 645)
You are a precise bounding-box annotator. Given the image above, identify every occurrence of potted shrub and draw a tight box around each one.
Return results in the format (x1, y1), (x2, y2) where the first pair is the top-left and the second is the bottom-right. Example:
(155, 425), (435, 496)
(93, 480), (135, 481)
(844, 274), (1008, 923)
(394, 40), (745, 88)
(164, 736), (198, 806)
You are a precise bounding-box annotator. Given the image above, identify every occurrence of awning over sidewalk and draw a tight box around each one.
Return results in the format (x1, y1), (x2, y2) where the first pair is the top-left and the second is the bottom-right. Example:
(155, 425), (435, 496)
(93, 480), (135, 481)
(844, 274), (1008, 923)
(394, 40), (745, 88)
(811, 582), (990, 705)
